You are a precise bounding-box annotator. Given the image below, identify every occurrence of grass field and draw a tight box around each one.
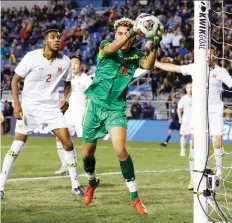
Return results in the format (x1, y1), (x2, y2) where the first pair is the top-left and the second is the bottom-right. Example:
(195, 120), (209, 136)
(1, 136), (232, 223)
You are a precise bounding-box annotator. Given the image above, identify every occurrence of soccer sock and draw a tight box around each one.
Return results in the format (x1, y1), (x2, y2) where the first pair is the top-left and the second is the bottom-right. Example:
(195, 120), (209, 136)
(64, 150), (80, 189)
(165, 135), (171, 143)
(189, 148), (194, 180)
(0, 140), (24, 191)
(56, 141), (67, 167)
(214, 147), (224, 174)
(83, 156), (97, 186)
(119, 155), (138, 200)
(180, 137), (186, 152)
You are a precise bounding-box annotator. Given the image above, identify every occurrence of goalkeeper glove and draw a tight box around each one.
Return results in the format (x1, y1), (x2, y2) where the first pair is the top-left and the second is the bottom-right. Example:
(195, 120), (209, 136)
(151, 23), (164, 52)
(125, 24), (138, 39)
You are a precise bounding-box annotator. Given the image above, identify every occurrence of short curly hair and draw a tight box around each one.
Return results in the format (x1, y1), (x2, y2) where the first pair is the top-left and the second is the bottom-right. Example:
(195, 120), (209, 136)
(114, 18), (134, 30)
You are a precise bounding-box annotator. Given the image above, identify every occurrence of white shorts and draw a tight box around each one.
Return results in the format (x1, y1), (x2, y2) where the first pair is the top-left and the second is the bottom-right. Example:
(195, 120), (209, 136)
(64, 110), (84, 138)
(180, 122), (191, 135)
(15, 107), (67, 135)
(190, 105), (223, 136)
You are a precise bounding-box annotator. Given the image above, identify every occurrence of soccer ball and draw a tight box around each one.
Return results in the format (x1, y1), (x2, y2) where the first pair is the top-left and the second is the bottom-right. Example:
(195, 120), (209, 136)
(135, 13), (161, 39)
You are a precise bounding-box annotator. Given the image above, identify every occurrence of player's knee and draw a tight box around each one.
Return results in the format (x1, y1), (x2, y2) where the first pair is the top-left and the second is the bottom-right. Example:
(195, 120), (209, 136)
(15, 133), (27, 143)
(62, 140), (73, 151)
(115, 146), (128, 160)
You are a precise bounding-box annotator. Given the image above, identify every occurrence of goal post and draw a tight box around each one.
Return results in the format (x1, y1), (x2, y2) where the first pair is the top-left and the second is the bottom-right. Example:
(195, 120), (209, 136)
(193, 1), (209, 223)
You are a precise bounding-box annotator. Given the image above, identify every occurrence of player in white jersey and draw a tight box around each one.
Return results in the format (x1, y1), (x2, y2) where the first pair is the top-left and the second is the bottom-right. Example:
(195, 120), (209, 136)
(155, 46), (232, 189)
(0, 29), (84, 199)
(177, 83), (192, 157)
(55, 55), (92, 175)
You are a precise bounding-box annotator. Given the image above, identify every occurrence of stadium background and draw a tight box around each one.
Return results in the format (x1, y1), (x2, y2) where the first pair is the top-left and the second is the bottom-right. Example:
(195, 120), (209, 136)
(1, 1), (232, 223)
(1, 0), (232, 142)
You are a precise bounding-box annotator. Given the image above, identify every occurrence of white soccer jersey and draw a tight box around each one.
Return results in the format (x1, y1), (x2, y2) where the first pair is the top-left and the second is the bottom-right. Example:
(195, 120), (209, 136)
(67, 73), (92, 114)
(181, 63), (232, 135)
(181, 63), (232, 108)
(14, 49), (72, 111)
(178, 94), (192, 124)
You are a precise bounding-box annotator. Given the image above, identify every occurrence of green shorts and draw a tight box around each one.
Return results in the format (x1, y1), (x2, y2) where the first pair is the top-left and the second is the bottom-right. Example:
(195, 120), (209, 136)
(82, 100), (127, 143)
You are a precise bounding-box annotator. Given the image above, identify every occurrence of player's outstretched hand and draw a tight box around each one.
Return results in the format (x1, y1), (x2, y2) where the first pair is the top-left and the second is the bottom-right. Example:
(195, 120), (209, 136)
(60, 99), (69, 114)
(126, 23), (138, 38)
(151, 23), (164, 51)
(14, 103), (23, 120)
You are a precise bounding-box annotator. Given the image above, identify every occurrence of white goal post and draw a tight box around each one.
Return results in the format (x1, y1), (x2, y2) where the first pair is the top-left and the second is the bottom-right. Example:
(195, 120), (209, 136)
(193, 1), (209, 223)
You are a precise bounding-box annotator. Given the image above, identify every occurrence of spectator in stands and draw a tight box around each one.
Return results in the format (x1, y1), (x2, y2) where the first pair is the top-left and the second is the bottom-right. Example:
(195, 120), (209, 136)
(151, 70), (160, 98)
(4, 101), (14, 133)
(143, 101), (155, 120)
(159, 78), (172, 95)
(131, 97), (142, 119)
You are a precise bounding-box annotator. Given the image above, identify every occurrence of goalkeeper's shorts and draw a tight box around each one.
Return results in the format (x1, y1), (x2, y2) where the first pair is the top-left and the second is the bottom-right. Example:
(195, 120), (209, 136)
(82, 99), (127, 143)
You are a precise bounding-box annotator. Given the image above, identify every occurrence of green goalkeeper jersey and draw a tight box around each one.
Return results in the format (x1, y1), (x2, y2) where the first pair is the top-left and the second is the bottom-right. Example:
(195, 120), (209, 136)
(84, 39), (145, 111)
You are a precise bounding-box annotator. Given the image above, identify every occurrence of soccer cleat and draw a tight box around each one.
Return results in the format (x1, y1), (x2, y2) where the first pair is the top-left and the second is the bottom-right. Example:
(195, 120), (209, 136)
(84, 178), (100, 205)
(1, 191), (5, 199)
(132, 197), (148, 215)
(160, 142), (167, 147)
(180, 151), (186, 157)
(188, 180), (194, 190)
(54, 166), (68, 175)
(72, 186), (85, 199)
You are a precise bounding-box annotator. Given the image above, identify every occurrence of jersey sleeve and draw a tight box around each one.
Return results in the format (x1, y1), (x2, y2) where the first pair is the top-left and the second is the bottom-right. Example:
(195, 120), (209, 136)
(178, 97), (184, 109)
(218, 68), (232, 88)
(137, 50), (146, 68)
(85, 76), (93, 89)
(98, 39), (113, 58)
(14, 53), (31, 78)
(180, 63), (194, 76)
(63, 60), (72, 82)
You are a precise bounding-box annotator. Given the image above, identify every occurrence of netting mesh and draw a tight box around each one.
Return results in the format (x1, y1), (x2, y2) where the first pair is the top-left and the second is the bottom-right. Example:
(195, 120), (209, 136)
(206, 1), (232, 222)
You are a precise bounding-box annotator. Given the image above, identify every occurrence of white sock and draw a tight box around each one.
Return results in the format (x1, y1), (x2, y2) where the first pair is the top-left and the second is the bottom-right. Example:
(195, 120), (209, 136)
(126, 180), (137, 192)
(56, 141), (67, 167)
(0, 140), (24, 191)
(214, 148), (224, 174)
(180, 137), (186, 152)
(189, 148), (194, 180)
(64, 150), (80, 189)
(86, 171), (96, 181)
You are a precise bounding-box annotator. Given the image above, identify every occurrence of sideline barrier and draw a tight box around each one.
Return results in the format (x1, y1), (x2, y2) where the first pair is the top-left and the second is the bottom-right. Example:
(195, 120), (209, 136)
(9, 117), (232, 144)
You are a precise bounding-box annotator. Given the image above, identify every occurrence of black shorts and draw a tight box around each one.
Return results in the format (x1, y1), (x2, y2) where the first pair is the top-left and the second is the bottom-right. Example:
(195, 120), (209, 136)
(169, 121), (180, 131)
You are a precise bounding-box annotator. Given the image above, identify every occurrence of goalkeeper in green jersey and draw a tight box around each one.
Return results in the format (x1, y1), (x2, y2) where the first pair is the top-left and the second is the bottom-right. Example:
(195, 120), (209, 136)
(82, 17), (163, 215)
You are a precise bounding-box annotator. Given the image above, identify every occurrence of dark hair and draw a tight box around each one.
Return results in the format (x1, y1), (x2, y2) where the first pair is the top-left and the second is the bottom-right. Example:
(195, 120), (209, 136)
(70, 55), (82, 63)
(43, 29), (60, 39)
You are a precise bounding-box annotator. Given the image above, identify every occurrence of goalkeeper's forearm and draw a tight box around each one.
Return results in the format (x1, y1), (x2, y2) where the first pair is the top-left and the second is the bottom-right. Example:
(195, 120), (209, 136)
(155, 61), (182, 73)
(103, 35), (132, 54)
(140, 51), (157, 70)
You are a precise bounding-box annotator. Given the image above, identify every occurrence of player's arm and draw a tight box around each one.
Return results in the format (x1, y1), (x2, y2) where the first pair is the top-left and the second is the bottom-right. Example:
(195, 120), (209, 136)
(219, 69), (232, 89)
(102, 28), (137, 54)
(177, 99), (184, 124)
(140, 24), (164, 70)
(140, 51), (157, 70)
(154, 61), (182, 73)
(12, 74), (23, 119)
(177, 108), (183, 124)
(61, 60), (72, 113)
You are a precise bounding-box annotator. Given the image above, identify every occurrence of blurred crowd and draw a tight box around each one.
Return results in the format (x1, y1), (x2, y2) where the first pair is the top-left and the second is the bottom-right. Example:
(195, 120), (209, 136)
(1, 0), (232, 104)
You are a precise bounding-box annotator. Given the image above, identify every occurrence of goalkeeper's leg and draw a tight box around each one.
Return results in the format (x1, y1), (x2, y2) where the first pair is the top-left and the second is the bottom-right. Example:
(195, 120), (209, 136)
(109, 127), (148, 215)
